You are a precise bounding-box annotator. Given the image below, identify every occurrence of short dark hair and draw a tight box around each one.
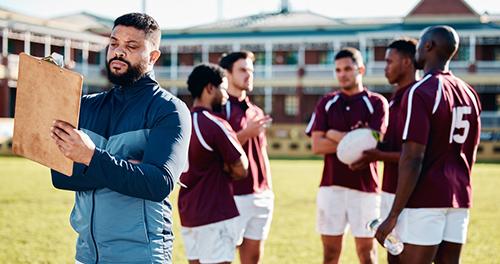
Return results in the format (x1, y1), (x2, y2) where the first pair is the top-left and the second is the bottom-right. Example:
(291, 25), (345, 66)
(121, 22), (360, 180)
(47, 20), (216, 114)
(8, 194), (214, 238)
(187, 63), (225, 99)
(388, 38), (417, 61)
(219, 51), (255, 72)
(334, 47), (364, 66)
(113, 13), (160, 40)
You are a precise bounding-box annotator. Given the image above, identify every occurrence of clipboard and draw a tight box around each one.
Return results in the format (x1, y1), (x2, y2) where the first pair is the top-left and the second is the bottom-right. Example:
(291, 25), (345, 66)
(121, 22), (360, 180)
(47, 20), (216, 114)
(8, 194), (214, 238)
(12, 53), (83, 176)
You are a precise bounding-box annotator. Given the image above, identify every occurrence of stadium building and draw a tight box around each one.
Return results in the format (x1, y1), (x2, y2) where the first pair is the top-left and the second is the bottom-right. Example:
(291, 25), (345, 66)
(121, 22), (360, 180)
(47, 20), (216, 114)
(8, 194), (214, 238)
(0, 0), (499, 159)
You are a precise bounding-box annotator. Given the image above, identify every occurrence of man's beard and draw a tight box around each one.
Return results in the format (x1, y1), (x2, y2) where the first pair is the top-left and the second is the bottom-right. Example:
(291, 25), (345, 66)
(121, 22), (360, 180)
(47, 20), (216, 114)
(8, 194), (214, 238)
(106, 57), (146, 86)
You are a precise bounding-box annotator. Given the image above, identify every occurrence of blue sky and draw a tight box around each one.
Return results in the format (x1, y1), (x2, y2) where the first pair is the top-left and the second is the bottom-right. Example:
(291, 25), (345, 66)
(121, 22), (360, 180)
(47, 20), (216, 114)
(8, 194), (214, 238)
(2, 0), (499, 29)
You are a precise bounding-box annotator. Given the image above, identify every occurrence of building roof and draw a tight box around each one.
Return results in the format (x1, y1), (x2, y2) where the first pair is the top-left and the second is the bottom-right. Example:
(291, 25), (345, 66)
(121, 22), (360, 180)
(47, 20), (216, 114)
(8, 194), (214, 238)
(0, 6), (81, 32)
(182, 10), (341, 32)
(162, 0), (500, 41)
(50, 12), (114, 35)
(0, 6), (108, 45)
(406, 0), (478, 17)
(404, 0), (481, 24)
(163, 10), (405, 38)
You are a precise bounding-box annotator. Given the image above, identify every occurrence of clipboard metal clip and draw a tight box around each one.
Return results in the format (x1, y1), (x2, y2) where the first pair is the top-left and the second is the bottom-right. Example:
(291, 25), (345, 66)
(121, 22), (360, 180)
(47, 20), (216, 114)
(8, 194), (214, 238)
(42, 52), (65, 68)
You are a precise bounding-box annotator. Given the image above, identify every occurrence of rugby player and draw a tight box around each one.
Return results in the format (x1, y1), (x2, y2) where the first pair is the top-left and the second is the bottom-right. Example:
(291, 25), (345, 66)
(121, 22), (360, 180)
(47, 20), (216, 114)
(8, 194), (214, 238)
(178, 63), (249, 264)
(310, 47), (389, 264)
(375, 25), (482, 264)
(219, 51), (274, 264)
(351, 38), (418, 263)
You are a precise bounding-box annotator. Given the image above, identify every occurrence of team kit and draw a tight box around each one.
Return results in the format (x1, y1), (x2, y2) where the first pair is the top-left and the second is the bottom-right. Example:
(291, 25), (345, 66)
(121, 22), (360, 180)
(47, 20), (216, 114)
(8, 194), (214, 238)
(49, 13), (481, 264)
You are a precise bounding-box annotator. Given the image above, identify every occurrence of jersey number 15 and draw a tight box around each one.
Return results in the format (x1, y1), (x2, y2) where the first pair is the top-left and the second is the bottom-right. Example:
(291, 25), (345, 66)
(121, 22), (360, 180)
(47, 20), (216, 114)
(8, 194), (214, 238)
(449, 106), (472, 144)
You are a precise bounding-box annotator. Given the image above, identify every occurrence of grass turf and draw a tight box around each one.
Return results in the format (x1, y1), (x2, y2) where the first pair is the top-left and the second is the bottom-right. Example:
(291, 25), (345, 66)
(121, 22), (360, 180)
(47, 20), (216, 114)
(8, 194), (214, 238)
(0, 157), (499, 263)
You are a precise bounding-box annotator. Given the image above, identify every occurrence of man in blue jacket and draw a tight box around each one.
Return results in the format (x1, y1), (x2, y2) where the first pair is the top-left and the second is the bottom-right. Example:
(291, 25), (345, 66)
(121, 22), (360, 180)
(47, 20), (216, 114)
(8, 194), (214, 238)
(49, 13), (191, 264)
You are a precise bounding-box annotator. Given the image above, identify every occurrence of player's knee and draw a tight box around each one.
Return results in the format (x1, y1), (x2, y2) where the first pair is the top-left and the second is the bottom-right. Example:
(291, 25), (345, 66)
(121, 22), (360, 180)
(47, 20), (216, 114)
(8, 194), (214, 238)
(355, 243), (377, 264)
(355, 241), (375, 254)
(434, 253), (460, 264)
(240, 244), (262, 264)
(357, 252), (377, 264)
(323, 245), (341, 262)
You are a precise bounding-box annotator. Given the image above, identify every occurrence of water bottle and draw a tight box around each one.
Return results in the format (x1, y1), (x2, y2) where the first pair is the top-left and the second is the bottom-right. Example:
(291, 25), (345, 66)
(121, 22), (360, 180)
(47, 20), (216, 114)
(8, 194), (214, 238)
(366, 218), (404, 255)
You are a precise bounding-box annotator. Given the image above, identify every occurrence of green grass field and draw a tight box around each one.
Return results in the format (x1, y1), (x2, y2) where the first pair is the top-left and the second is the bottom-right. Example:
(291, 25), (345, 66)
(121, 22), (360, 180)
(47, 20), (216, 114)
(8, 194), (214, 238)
(0, 157), (499, 263)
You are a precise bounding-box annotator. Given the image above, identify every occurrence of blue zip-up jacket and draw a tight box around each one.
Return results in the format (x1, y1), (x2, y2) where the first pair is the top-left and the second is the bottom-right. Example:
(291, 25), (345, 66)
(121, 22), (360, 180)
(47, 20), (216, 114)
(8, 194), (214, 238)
(51, 72), (191, 264)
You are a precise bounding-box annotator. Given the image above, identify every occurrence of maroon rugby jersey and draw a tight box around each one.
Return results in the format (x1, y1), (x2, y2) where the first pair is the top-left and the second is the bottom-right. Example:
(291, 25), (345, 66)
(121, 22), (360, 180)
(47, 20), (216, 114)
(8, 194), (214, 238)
(178, 107), (244, 227)
(381, 83), (414, 194)
(401, 70), (481, 208)
(311, 89), (389, 192)
(221, 95), (271, 195)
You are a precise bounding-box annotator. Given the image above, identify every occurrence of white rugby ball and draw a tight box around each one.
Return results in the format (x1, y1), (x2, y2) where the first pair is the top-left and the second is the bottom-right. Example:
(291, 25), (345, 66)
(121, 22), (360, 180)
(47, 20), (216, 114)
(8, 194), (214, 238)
(336, 128), (379, 165)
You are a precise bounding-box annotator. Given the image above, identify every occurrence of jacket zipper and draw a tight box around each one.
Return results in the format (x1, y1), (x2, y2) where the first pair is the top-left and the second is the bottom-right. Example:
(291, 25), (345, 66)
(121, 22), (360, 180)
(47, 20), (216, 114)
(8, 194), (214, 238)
(90, 189), (99, 263)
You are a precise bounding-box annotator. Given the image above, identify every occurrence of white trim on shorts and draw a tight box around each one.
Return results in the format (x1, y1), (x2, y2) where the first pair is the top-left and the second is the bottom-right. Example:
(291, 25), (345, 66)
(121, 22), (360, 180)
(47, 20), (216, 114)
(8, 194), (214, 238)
(316, 185), (380, 237)
(395, 208), (470, 246)
(234, 189), (274, 243)
(181, 217), (239, 263)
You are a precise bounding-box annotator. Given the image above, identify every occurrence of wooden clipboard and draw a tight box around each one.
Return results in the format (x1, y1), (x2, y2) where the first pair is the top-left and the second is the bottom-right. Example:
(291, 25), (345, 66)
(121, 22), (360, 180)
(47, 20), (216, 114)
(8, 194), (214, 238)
(13, 53), (83, 176)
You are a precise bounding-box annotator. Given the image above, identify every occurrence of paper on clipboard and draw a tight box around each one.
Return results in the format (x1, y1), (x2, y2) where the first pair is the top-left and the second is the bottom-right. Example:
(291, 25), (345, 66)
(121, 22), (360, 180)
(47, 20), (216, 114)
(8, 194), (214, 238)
(12, 52), (83, 176)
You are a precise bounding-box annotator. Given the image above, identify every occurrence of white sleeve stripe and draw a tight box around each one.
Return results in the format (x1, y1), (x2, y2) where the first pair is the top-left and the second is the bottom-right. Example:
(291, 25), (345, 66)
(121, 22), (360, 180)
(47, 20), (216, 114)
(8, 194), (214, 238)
(432, 76), (443, 114)
(193, 112), (214, 152)
(459, 79), (480, 115)
(305, 112), (316, 134)
(202, 111), (245, 156)
(324, 95), (339, 112)
(225, 101), (231, 120)
(402, 74), (433, 140)
(362, 96), (374, 114)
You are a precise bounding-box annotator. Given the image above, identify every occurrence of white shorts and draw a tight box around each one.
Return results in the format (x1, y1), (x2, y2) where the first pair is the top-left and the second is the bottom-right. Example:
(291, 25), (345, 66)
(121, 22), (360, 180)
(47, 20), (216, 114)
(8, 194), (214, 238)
(234, 189), (274, 243)
(380, 192), (395, 220)
(395, 208), (469, 245)
(181, 217), (239, 263)
(316, 185), (380, 237)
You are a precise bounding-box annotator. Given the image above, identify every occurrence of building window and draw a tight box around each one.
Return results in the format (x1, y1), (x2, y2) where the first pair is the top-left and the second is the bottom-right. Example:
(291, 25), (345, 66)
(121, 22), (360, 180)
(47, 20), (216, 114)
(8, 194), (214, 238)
(455, 46), (470, 61)
(340, 41), (360, 50)
(496, 94), (500, 111)
(72, 49), (83, 63)
(155, 53), (171, 66)
(51, 45), (64, 56)
(88, 51), (100, 65)
(254, 51), (265, 65)
(30, 42), (45, 57)
(305, 50), (334, 65)
(373, 46), (387, 61)
(252, 94), (265, 110)
(476, 45), (500, 61)
(8, 39), (24, 54)
(284, 95), (299, 116)
(177, 53), (202, 66)
(453, 40), (470, 61)
(273, 51), (298, 65)
(476, 37), (500, 61)
(241, 44), (265, 65)
(209, 52), (225, 64)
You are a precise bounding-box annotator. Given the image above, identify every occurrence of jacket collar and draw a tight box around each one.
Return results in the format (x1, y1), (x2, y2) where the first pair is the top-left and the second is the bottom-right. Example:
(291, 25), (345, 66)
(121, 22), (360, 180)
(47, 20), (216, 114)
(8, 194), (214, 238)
(113, 71), (158, 98)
